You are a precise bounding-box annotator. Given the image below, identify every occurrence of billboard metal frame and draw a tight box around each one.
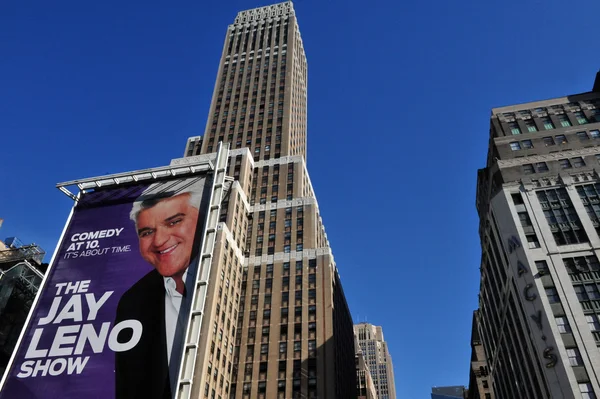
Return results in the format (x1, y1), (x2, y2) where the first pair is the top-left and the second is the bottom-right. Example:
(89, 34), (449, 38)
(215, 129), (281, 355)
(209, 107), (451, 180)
(0, 143), (229, 399)
(174, 143), (228, 399)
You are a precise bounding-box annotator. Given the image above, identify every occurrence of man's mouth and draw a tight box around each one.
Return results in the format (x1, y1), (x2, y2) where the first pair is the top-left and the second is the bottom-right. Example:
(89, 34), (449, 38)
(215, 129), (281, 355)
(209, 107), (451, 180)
(157, 244), (178, 255)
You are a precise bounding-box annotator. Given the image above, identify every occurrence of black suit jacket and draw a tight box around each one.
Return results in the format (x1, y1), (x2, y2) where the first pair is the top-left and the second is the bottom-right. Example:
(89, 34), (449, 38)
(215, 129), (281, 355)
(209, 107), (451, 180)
(115, 269), (171, 399)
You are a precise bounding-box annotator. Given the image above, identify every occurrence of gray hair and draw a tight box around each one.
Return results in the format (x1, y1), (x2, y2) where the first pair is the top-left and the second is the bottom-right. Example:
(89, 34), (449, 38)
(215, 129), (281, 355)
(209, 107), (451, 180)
(129, 178), (206, 228)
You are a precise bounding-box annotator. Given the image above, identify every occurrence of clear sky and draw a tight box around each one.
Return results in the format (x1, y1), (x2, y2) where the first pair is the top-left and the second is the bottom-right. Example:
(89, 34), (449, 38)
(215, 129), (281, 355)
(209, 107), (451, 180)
(1, 0), (600, 397)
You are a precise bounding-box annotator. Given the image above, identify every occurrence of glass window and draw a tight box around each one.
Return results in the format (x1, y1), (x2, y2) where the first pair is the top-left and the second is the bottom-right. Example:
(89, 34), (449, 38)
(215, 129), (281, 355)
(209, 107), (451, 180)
(573, 157), (586, 168)
(555, 316), (571, 333)
(525, 119), (538, 132)
(558, 114), (572, 127)
(586, 315), (600, 332)
(542, 117), (555, 130)
(566, 348), (583, 366)
(575, 285), (588, 301)
(521, 140), (533, 149)
(510, 142), (522, 151)
(585, 284), (600, 299)
(509, 122), (521, 135)
(577, 131), (589, 140)
(545, 287), (560, 303)
(543, 136), (555, 146)
(579, 383), (596, 399)
(522, 164), (535, 175)
(555, 135), (568, 145)
(575, 111), (589, 125)
(559, 159), (572, 169)
(591, 130), (600, 139)
(536, 162), (549, 172)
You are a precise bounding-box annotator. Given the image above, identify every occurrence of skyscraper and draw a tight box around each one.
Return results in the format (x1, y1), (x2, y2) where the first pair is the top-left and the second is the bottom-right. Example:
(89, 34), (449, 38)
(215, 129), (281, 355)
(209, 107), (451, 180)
(354, 323), (397, 399)
(355, 336), (379, 399)
(475, 72), (600, 398)
(175, 2), (356, 398)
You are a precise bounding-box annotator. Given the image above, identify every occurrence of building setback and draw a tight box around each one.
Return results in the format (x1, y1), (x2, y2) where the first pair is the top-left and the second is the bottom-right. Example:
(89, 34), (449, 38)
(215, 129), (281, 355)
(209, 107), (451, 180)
(354, 323), (397, 399)
(174, 2), (356, 398)
(475, 72), (600, 398)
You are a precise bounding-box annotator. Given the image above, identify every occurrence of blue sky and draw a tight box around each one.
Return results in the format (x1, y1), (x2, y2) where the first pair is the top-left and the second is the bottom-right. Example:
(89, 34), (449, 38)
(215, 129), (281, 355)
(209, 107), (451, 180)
(1, 0), (600, 397)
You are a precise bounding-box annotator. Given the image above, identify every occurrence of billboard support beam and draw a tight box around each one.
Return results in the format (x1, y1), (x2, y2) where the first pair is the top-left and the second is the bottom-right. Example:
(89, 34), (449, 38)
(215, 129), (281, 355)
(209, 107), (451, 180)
(56, 160), (215, 200)
(175, 143), (229, 399)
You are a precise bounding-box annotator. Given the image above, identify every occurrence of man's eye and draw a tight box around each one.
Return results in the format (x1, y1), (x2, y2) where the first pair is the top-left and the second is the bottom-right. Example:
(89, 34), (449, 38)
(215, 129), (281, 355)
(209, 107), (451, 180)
(139, 230), (153, 238)
(169, 218), (183, 226)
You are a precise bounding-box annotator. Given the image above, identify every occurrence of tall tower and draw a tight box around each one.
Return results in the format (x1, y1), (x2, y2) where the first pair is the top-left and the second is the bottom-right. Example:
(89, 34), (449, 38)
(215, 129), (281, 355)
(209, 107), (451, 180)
(186, 1), (306, 162)
(179, 2), (356, 399)
(354, 323), (397, 399)
(475, 72), (600, 398)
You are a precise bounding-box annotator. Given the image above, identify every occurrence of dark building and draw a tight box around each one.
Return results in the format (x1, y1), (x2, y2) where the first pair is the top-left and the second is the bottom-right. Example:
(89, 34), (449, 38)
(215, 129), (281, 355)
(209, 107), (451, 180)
(475, 71), (600, 398)
(431, 385), (467, 399)
(0, 236), (46, 376)
(466, 311), (493, 399)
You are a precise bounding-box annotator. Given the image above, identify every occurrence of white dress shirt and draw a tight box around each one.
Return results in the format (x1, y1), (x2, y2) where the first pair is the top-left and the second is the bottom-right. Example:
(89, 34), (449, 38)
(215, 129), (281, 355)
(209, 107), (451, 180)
(163, 269), (188, 364)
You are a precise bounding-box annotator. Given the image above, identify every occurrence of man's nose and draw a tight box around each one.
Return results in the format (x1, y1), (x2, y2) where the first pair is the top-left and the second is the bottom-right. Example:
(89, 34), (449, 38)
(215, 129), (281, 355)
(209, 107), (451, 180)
(152, 227), (169, 248)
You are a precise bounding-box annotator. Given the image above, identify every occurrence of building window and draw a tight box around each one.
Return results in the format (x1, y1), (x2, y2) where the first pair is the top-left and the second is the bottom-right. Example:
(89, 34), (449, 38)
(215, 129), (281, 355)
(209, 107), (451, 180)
(579, 383), (596, 399)
(536, 162), (549, 172)
(577, 184), (600, 236)
(545, 287), (561, 303)
(535, 260), (550, 275)
(510, 142), (521, 151)
(559, 158), (572, 169)
(525, 119), (538, 132)
(555, 134), (568, 145)
(577, 131), (589, 141)
(543, 136), (555, 146)
(521, 139), (533, 149)
(586, 315), (600, 332)
(586, 284), (600, 300)
(566, 348), (583, 366)
(508, 122), (521, 135)
(575, 285), (589, 301)
(575, 111), (589, 125)
(591, 130), (600, 139)
(573, 157), (586, 168)
(555, 316), (572, 333)
(542, 117), (555, 130)
(558, 114), (572, 127)
(522, 164), (535, 175)
(537, 188), (588, 245)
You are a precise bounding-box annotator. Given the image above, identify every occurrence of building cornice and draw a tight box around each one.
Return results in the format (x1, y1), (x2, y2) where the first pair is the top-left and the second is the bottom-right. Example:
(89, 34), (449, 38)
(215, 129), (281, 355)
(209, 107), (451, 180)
(497, 146), (600, 168)
(233, 2), (294, 26)
(244, 246), (333, 266)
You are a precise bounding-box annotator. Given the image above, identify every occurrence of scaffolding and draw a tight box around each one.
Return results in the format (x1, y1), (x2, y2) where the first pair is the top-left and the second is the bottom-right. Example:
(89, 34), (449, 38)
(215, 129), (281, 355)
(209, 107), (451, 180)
(0, 244), (45, 268)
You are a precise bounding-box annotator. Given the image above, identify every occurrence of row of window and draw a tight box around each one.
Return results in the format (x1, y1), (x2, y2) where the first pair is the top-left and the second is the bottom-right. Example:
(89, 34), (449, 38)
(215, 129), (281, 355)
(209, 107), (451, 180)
(513, 130), (600, 151)
(505, 110), (599, 136)
(522, 154), (600, 175)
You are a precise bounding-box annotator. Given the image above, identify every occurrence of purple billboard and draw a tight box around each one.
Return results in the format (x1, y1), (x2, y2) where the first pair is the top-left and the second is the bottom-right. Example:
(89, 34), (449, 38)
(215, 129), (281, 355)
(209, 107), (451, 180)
(0, 176), (211, 399)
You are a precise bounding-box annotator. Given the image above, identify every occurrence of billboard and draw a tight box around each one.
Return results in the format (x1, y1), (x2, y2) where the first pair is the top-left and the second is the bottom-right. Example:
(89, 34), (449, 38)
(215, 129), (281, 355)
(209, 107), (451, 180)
(0, 175), (212, 399)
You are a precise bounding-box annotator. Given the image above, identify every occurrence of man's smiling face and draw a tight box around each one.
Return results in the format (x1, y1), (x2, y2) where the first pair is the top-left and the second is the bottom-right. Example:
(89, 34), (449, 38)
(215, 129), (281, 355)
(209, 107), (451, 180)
(136, 193), (199, 278)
